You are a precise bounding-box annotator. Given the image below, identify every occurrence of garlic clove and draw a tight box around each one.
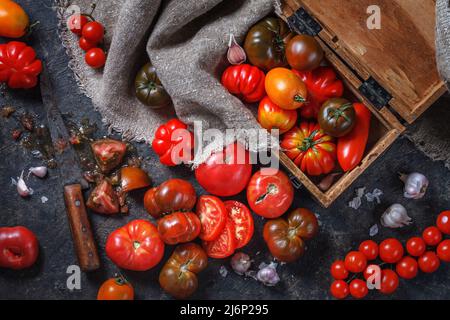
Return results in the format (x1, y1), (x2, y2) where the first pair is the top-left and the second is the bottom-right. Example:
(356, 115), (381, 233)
(227, 34), (246, 65)
(381, 204), (412, 229)
(29, 166), (48, 179)
(14, 171), (33, 197)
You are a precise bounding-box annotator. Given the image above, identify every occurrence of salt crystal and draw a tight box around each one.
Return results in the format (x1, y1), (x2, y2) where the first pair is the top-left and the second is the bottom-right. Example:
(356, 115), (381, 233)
(365, 189), (383, 204)
(41, 196), (48, 204)
(348, 187), (366, 210)
(369, 224), (379, 237)
(219, 266), (228, 278)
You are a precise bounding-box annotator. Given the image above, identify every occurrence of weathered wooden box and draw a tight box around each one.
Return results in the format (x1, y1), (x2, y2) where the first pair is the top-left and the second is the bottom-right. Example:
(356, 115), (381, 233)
(278, 0), (446, 207)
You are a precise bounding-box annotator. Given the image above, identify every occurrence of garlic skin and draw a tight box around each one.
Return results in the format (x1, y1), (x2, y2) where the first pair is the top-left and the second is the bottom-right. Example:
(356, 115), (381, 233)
(400, 172), (429, 200)
(381, 204), (412, 228)
(29, 166), (48, 178)
(227, 34), (246, 65)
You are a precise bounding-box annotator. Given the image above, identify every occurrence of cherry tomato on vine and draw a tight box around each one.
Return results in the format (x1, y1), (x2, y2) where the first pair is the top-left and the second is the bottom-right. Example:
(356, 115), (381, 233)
(396, 256), (418, 280)
(418, 251), (440, 273)
(437, 240), (450, 262)
(379, 238), (404, 264)
(379, 269), (399, 295)
(422, 226), (443, 246)
(68, 14), (89, 35)
(82, 21), (104, 43)
(406, 237), (426, 257)
(85, 48), (106, 69)
(344, 251), (367, 273)
(330, 280), (349, 299)
(349, 279), (368, 299)
(330, 260), (348, 280)
(436, 211), (450, 235)
(359, 240), (378, 260)
(79, 37), (97, 51)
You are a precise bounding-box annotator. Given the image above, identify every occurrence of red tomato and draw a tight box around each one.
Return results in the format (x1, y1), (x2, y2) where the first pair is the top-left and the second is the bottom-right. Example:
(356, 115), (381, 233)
(292, 67), (344, 119)
(85, 48), (106, 69)
(224, 201), (254, 249)
(0, 41), (42, 89)
(195, 143), (252, 197)
(67, 14), (89, 35)
(82, 21), (104, 43)
(406, 237), (426, 257)
(79, 37), (97, 51)
(418, 251), (440, 273)
(330, 280), (349, 299)
(379, 269), (399, 295)
(221, 64), (266, 103)
(196, 195), (227, 241)
(281, 122), (336, 176)
(257, 96), (298, 134)
(359, 240), (378, 260)
(0, 226), (39, 270)
(152, 119), (194, 167)
(422, 226), (442, 246)
(337, 103), (371, 172)
(379, 238), (404, 264)
(120, 167), (151, 192)
(157, 212), (201, 245)
(344, 251), (367, 273)
(105, 220), (164, 271)
(437, 240), (450, 262)
(349, 279), (368, 299)
(436, 211), (450, 235)
(203, 219), (236, 259)
(396, 256), (418, 280)
(330, 260), (349, 280)
(247, 169), (294, 219)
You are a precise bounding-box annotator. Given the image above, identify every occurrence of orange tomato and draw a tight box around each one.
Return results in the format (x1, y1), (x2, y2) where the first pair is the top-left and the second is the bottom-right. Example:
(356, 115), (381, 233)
(0, 0), (30, 38)
(265, 68), (308, 110)
(97, 275), (134, 300)
(257, 96), (298, 134)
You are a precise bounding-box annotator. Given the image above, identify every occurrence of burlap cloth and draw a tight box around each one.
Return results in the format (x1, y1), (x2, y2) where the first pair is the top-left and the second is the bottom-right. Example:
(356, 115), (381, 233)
(54, 0), (450, 168)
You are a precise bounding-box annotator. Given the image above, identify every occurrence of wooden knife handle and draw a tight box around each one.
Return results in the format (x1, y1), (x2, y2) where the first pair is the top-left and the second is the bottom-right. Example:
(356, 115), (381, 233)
(63, 184), (100, 272)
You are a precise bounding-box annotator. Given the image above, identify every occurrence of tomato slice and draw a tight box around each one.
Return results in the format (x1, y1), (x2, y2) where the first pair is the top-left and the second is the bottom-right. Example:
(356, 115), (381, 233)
(203, 219), (236, 259)
(196, 195), (227, 241)
(224, 201), (254, 249)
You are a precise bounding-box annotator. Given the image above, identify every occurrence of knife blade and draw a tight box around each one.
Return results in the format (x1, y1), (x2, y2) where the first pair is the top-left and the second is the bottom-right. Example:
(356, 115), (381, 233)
(40, 64), (100, 272)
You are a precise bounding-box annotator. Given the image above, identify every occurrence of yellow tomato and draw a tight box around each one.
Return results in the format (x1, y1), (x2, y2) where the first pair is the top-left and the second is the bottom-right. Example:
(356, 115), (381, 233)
(0, 0), (30, 38)
(265, 67), (308, 110)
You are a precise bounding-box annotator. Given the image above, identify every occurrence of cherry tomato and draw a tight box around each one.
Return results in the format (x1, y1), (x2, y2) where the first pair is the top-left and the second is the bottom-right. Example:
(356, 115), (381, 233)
(265, 68), (308, 110)
(157, 212), (201, 245)
(406, 237), (426, 257)
(203, 219), (236, 259)
(79, 37), (97, 51)
(359, 240), (378, 260)
(120, 167), (151, 193)
(437, 239), (450, 262)
(82, 21), (104, 43)
(422, 226), (443, 246)
(379, 238), (404, 264)
(67, 14), (89, 36)
(195, 143), (252, 197)
(396, 256), (418, 280)
(97, 275), (134, 300)
(257, 96), (298, 134)
(349, 279), (368, 299)
(0, 226), (39, 270)
(379, 269), (399, 295)
(330, 260), (348, 280)
(363, 264), (381, 280)
(330, 280), (349, 299)
(436, 211), (450, 235)
(224, 201), (254, 249)
(247, 169), (294, 219)
(418, 251), (440, 273)
(85, 48), (106, 69)
(286, 35), (324, 71)
(196, 195), (227, 241)
(344, 251), (367, 273)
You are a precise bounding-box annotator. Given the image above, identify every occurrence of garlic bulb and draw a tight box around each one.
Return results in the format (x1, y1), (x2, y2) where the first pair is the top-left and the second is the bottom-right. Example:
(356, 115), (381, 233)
(256, 263), (280, 286)
(381, 204), (412, 228)
(29, 166), (48, 178)
(230, 252), (251, 275)
(400, 172), (429, 200)
(227, 34), (246, 65)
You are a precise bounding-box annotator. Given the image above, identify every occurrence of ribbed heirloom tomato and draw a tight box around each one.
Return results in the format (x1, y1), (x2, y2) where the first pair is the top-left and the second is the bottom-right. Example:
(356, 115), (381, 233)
(257, 96), (297, 134)
(221, 64), (265, 103)
(265, 68), (307, 110)
(281, 122), (336, 176)
(106, 220), (164, 271)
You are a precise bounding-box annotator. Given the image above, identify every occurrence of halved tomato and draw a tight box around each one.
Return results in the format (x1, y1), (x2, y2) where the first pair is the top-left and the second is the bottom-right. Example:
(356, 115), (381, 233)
(203, 219), (236, 259)
(120, 167), (151, 192)
(91, 139), (127, 173)
(224, 201), (254, 249)
(196, 195), (227, 241)
(86, 179), (120, 215)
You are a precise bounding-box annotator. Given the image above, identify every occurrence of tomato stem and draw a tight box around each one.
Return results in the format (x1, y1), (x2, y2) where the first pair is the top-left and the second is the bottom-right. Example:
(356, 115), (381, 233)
(294, 95), (306, 103)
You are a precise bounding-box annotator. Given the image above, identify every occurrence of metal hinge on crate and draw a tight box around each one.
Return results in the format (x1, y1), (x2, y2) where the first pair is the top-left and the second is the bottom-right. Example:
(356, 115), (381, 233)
(288, 173), (303, 190)
(358, 77), (392, 110)
(287, 7), (322, 36)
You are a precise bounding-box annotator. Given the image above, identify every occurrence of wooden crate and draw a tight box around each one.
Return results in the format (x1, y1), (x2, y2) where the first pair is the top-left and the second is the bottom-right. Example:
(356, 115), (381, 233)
(278, 0), (446, 207)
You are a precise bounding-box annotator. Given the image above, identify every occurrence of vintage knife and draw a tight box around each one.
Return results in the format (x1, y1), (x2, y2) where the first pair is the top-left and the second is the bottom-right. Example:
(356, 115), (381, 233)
(40, 64), (100, 272)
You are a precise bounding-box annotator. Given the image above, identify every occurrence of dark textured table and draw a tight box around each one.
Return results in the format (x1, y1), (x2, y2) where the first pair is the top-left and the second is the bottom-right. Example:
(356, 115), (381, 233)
(1, 0), (449, 300)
